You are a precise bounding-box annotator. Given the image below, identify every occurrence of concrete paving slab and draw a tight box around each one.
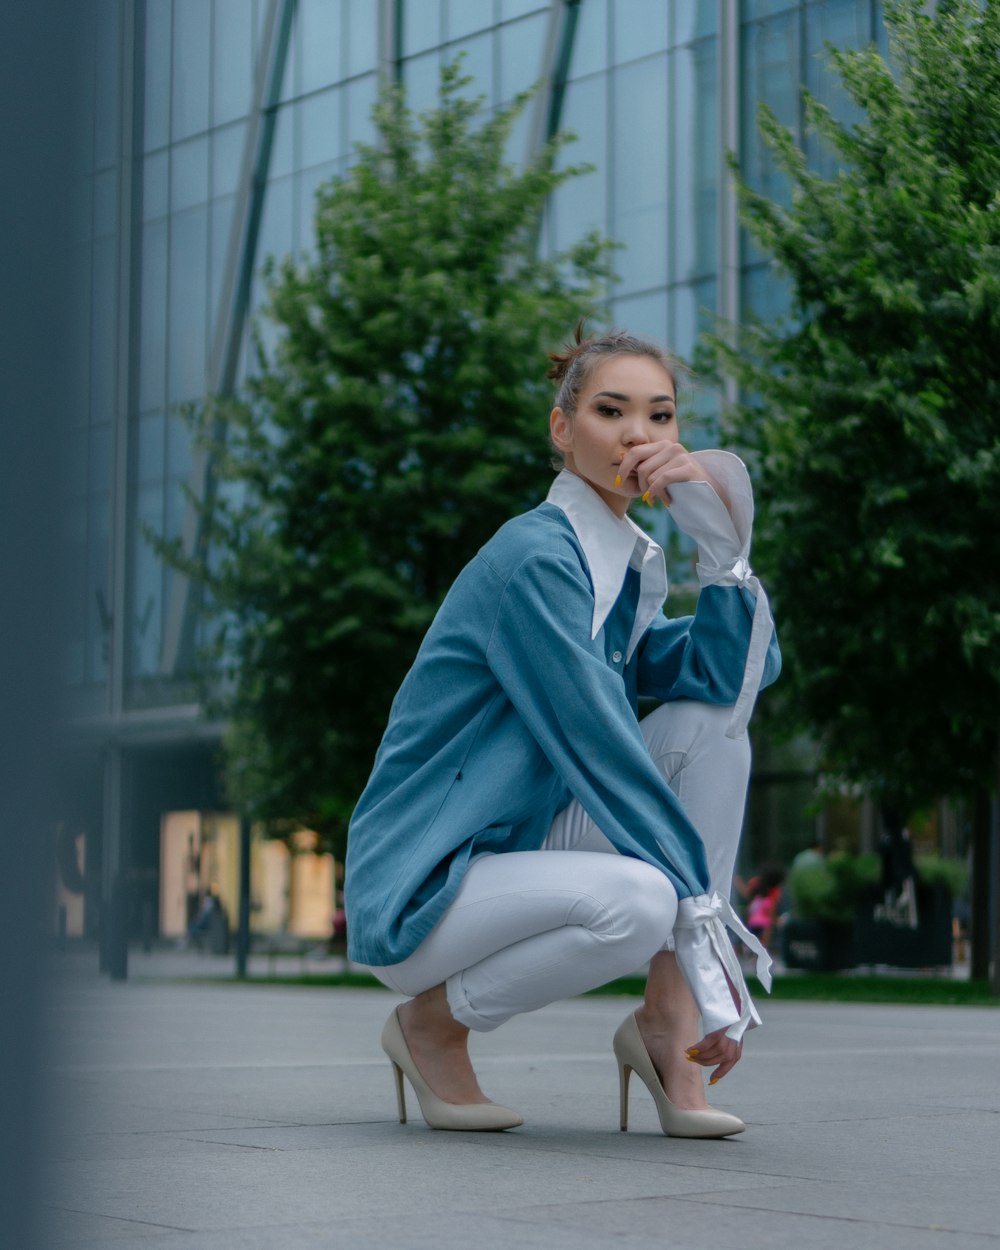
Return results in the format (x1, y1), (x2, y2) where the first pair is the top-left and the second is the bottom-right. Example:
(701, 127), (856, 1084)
(44, 951), (1000, 1249)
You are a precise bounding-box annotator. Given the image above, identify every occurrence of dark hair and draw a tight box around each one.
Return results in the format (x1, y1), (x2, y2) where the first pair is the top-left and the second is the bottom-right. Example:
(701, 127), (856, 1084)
(547, 319), (681, 417)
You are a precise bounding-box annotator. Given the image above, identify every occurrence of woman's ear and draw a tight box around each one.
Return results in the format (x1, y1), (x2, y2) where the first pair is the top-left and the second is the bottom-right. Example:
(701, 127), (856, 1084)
(550, 406), (572, 455)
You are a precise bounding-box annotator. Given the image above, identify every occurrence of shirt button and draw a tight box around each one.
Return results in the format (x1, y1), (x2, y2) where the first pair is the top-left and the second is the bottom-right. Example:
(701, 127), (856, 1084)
(612, 650), (623, 664)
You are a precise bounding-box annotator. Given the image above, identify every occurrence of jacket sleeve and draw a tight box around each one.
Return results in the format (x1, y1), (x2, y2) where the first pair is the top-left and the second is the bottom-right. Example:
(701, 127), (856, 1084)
(484, 547), (711, 899)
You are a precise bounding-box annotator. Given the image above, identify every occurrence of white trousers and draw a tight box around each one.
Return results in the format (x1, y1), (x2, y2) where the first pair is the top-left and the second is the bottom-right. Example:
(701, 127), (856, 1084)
(373, 701), (751, 1031)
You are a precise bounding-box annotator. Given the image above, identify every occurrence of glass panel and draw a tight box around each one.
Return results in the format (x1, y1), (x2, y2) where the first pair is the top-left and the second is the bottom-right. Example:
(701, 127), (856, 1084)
(500, 0), (545, 18)
(550, 76), (608, 252)
(211, 121), (246, 200)
(613, 55), (667, 294)
(300, 87), (343, 169)
(88, 425), (113, 495)
(88, 492), (112, 682)
(170, 136), (210, 211)
(498, 12), (547, 104)
(166, 411), (194, 479)
(402, 51), (442, 115)
(672, 37), (718, 282)
(136, 412), (165, 484)
(144, 0), (172, 151)
(740, 259), (792, 322)
(167, 206), (209, 401)
(740, 10), (799, 203)
(140, 218), (169, 412)
(93, 168), (118, 238)
(89, 236), (117, 425)
(257, 174), (295, 272)
(804, 0), (870, 175)
(669, 277), (717, 362)
(568, 0), (609, 80)
(345, 74), (378, 150)
(172, 0), (212, 139)
(213, 0), (254, 125)
(143, 150), (169, 220)
(450, 32), (493, 108)
(613, 0), (668, 66)
(610, 289), (668, 343)
(69, 429), (88, 500)
(131, 483), (164, 677)
(270, 101), (295, 180)
(446, 0), (495, 43)
(403, 0), (444, 57)
(296, 161), (338, 254)
(93, 0), (121, 169)
(742, 0), (798, 18)
(210, 193), (235, 330)
(300, 0), (343, 92)
(673, 4), (719, 43)
(345, 0), (378, 77)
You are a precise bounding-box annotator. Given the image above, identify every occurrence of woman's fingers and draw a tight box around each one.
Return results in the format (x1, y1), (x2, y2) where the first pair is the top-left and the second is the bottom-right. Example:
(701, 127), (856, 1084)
(686, 1028), (742, 1084)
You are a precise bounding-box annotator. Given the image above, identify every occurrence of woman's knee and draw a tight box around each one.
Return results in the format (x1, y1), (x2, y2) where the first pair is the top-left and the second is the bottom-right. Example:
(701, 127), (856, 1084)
(612, 859), (678, 951)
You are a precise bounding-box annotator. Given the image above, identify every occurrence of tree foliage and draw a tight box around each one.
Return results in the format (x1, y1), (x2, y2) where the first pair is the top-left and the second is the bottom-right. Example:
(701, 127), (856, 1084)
(165, 64), (612, 852)
(706, 0), (1000, 813)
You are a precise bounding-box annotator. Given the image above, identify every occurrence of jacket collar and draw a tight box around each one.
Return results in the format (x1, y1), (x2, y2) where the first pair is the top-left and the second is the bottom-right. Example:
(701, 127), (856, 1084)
(546, 469), (668, 660)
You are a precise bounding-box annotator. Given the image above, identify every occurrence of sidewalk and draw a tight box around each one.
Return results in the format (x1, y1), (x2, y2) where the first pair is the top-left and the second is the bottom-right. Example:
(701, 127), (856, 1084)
(46, 947), (1000, 1249)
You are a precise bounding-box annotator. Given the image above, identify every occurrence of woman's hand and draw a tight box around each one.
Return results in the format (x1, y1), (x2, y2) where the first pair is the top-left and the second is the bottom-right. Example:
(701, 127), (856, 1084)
(618, 442), (731, 513)
(686, 1026), (743, 1085)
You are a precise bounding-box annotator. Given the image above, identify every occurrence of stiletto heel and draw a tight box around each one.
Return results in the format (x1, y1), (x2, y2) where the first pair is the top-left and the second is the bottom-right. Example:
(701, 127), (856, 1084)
(390, 1059), (407, 1124)
(613, 1013), (745, 1139)
(380, 1008), (523, 1132)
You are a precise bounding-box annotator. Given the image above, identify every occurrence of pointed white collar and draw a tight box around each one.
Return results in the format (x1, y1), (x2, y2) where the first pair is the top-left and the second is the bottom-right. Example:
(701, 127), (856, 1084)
(546, 470), (668, 661)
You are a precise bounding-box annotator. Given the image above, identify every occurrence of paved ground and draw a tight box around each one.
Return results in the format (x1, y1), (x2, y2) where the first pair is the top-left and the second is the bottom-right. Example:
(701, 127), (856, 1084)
(45, 948), (1000, 1249)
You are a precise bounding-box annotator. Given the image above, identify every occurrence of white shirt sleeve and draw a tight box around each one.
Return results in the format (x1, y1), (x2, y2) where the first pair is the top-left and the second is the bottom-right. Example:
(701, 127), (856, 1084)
(664, 449), (774, 740)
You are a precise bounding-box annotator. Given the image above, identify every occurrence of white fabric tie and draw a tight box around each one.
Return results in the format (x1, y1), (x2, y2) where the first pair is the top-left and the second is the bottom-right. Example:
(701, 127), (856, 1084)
(673, 892), (773, 1043)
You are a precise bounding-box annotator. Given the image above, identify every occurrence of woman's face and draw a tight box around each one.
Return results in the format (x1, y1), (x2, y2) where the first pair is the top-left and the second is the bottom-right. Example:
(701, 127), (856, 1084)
(550, 354), (678, 517)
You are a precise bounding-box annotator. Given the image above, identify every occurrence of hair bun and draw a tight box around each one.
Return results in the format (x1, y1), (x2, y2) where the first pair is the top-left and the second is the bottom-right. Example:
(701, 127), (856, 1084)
(546, 317), (592, 382)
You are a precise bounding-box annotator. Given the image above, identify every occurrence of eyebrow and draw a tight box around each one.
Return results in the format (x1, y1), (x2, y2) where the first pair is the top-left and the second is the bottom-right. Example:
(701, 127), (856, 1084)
(594, 390), (676, 404)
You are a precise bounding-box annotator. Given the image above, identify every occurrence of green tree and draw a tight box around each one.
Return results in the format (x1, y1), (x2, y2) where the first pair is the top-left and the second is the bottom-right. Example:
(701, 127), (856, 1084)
(706, 1), (1000, 823)
(165, 64), (612, 855)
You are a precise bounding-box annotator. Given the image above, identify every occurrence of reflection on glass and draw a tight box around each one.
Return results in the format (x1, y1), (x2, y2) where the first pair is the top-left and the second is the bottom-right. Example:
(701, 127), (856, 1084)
(451, 32), (493, 107)
(613, 0), (669, 66)
(88, 491), (112, 683)
(740, 8), (798, 206)
(669, 277), (716, 362)
(403, 0), (444, 57)
(500, 0), (546, 18)
(300, 0), (344, 92)
(211, 122), (246, 200)
(804, 0), (871, 178)
(570, 0), (610, 80)
(673, 1), (718, 43)
(402, 51), (441, 115)
(213, 0), (254, 126)
(144, 0), (171, 151)
(346, 0), (378, 77)
(610, 289), (668, 343)
(90, 236), (117, 424)
(166, 411), (194, 480)
(143, 150), (169, 220)
(270, 102), (296, 180)
(296, 162), (339, 255)
(170, 136), (210, 212)
(93, 0), (121, 170)
(132, 483), (164, 677)
(140, 219), (168, 412)
(172, 0), (211, 140)
(137, 412), (165, 485)
(498, 13), (547, 104)
(345, 74), (378, 150)
(167, 207), (209, 402)
(93, 168), (119, 238)
(88, 426), (113, 496)
(300, 88), (343, 170)
(447, 0), (495, 43)
(672, 38), (718, 282)
(209, 193), (235, 330)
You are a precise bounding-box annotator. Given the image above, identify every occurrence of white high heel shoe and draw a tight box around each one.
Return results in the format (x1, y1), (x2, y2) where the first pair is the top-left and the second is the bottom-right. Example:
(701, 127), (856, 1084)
(381, 1008), (523, 1132)
(613, 1013), (745, 1138)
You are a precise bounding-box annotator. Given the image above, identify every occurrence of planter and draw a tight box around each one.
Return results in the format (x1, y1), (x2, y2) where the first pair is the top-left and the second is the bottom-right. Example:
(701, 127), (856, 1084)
(853, 884), (952, 968)
(782, 918), (856, 972)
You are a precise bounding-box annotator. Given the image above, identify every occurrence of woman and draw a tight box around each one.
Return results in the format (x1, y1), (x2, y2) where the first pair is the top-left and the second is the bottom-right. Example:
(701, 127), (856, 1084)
(345, 326), (780, 1136)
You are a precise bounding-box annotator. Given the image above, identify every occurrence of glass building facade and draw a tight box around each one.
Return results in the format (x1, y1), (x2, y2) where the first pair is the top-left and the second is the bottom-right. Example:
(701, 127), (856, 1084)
(68, 0), (888, 946)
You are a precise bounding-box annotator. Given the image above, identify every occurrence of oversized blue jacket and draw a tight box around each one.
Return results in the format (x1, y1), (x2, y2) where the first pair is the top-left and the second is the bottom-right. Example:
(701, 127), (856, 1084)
(345, 470), (780, 967)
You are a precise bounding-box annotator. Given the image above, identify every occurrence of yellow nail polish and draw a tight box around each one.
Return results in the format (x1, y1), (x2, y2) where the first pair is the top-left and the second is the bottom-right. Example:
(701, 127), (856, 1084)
(642, 490), (652, 505)
(709, 1077), (720, 1086)
(686, 1048), (700, 1057)
(614, 474), (622, 487)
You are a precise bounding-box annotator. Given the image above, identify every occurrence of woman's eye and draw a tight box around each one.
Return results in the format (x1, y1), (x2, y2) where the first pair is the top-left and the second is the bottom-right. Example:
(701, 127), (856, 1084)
(596, 404), (621, 417)
(651, 411), (676, 423)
